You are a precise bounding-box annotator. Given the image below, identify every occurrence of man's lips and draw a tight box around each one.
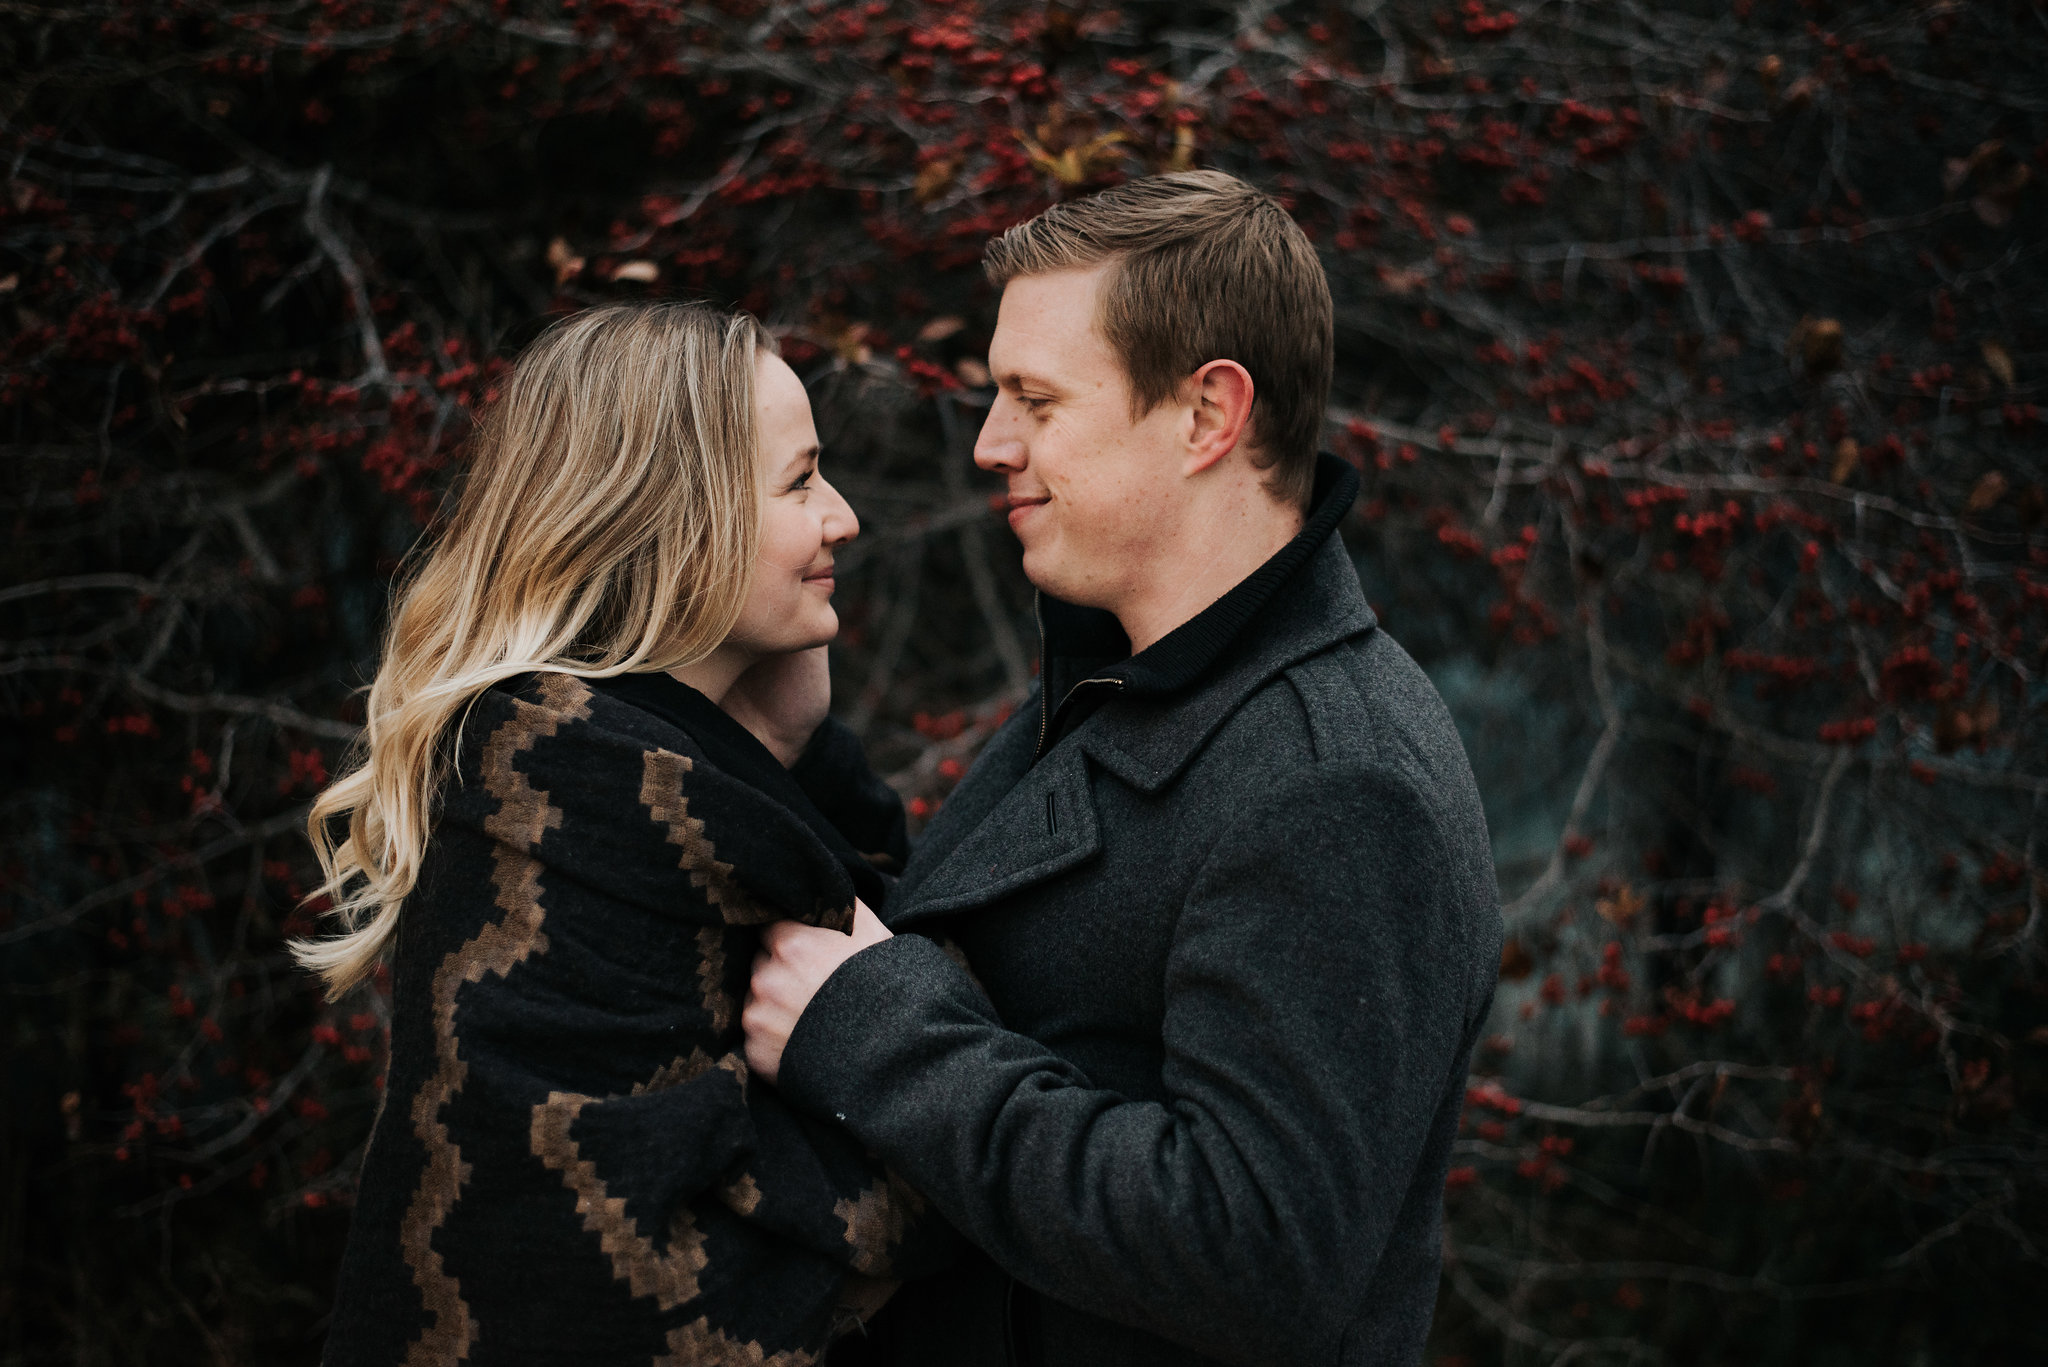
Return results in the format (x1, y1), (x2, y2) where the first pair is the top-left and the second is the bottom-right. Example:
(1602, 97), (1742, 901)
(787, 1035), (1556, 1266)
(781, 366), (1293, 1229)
(1005, 494), (1049, 527)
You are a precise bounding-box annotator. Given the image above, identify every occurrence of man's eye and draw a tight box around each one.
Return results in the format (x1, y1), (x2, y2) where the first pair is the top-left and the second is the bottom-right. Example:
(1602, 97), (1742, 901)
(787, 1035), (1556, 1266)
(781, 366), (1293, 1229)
(1022, 396), (1051, 412)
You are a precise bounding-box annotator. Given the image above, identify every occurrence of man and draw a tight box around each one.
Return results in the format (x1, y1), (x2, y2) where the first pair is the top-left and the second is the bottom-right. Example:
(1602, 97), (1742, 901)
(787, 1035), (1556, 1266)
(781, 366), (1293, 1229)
(744, 170), (1502, 1367)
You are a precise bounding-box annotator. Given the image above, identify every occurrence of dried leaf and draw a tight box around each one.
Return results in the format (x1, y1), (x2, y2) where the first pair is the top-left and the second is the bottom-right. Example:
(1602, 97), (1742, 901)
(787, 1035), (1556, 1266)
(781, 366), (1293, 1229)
(1781, 75), (1819, 111)
(953, 357), (992, 388)
(1960, 140), (2007, 184)
(1019, 129), (1127, 186)
(546, 236), (585, 285)
(1378, 266), (1430, 296)
(1829, 437), (1860, 484)
(1934, 695), (1997, 752)
(913, 157), (959, 204)
(609, 260), (659, 284)
(833, 323), (873, 366)
(0, 273), (17, 295)
(1981, 341), (2015, 388)
(1162, 122), (1196, 174)
(1756, 54), (1782, 101)
(917, 316), (966, 343)
(1499, 938), (1535, 981)
(1596, 884), (1644, 928)
(1788, 316), (1843, 375)
(1967, 471), (2008, 513)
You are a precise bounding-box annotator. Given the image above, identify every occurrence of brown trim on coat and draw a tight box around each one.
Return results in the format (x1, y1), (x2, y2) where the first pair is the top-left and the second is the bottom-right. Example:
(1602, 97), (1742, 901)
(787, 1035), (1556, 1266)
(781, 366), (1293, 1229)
(696, 925), (734, 1035)
(832, 1171), (926, 1280)
(660, 1315), (813, 1367)
(398, 673), (593, 1366)
(641, 749), (775, 925)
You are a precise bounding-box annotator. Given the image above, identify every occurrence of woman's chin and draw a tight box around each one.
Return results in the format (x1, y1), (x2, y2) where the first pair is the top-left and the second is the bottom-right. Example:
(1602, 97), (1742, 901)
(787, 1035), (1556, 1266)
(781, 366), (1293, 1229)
(780, 608), (838, 651)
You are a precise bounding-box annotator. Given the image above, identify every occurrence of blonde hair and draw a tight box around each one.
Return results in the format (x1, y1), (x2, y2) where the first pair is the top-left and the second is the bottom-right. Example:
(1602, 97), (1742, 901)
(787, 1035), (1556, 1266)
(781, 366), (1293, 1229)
(292, 302), (771, 999)
(983, 169), (1334, 507)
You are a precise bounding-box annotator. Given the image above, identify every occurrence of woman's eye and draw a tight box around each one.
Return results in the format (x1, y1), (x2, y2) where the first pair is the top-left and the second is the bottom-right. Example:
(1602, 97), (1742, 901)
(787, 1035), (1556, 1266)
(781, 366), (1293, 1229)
(788, 470), (813, 492)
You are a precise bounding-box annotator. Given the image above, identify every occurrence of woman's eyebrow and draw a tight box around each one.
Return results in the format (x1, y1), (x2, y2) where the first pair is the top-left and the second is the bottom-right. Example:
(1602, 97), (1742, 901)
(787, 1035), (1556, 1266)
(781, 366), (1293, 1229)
(779, 444), (821, 476)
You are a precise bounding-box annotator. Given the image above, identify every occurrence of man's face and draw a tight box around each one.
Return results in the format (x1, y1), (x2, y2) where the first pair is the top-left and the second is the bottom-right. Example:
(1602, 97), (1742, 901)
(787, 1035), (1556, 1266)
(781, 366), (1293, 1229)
(974, 265), (1187, 612)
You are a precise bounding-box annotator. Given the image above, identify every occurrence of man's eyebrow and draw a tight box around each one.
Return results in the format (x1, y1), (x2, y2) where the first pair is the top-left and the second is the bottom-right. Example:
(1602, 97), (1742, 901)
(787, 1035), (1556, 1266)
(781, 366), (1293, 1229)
(1000, 371), (1062, 393)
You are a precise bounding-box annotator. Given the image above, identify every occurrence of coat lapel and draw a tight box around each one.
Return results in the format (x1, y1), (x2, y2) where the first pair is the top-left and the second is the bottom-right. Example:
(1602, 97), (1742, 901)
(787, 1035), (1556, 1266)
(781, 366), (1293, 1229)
(885, 738), (1102, 929)
(1078, 536), (1376, 795)
(885, 536), (1374, 931)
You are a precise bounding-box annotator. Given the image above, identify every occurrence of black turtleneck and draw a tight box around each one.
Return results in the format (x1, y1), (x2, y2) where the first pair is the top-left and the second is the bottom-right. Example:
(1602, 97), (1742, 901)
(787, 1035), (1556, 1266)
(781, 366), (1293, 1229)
(1034, 450), (1359, 759)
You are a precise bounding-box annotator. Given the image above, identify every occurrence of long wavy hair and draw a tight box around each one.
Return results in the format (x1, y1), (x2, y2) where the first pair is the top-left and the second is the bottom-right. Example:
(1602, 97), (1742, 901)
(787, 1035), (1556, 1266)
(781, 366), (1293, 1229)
(292, 302), (771, 998)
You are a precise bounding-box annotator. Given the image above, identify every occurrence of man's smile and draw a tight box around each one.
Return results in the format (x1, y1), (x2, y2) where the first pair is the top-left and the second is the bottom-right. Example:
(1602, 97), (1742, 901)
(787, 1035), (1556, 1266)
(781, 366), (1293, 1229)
(1004, 492), (1050, 530)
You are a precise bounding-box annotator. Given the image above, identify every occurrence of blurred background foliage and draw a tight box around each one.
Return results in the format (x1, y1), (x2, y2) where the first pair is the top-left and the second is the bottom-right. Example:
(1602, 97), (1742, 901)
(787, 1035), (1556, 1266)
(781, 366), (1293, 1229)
(3, 0), (2045, 1362)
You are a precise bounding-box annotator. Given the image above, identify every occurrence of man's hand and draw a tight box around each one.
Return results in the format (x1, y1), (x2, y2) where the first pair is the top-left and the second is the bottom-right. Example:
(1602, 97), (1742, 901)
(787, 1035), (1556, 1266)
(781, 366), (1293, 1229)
(744, 899), (892, 1084)
(719, 644), (832, 768)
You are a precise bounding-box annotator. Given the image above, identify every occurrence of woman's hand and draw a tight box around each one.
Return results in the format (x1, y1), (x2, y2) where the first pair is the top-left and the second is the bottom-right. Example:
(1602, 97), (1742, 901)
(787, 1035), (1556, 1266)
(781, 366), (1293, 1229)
(744, 899), (892, 1084)
(719, 644), (832, 767)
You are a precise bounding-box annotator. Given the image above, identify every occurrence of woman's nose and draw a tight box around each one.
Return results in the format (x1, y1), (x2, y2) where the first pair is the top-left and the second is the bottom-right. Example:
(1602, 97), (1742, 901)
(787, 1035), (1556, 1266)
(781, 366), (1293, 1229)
(821, 479), (859, 547)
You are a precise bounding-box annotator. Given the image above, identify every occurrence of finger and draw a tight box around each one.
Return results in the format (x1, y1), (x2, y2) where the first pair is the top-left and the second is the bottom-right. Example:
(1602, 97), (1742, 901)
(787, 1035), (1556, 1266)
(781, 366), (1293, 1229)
(849, 900), (892, 949)
(744, 1034), (779, 1086)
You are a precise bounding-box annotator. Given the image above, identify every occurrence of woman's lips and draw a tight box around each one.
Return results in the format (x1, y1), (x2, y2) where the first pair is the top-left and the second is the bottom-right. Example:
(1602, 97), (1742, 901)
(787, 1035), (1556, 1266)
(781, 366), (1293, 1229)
(802, 566), (835, 592)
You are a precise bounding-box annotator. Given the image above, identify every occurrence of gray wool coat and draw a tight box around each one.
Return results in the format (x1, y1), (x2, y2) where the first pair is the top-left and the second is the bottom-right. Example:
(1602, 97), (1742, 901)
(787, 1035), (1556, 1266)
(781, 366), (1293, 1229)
(784, 459), (1503, 1367)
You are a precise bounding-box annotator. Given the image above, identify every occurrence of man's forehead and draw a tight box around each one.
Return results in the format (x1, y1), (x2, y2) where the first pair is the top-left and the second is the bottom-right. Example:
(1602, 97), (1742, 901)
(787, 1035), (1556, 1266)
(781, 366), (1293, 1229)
(992, 267), (1113, 380)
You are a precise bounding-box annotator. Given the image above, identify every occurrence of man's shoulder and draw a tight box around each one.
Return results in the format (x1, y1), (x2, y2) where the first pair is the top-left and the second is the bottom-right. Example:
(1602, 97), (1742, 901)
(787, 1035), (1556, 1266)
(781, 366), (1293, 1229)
(1209, 625), (1463, 775)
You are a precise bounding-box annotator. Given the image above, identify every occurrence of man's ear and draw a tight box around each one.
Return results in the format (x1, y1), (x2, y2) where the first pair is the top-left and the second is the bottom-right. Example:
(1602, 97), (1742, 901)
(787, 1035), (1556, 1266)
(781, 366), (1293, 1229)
(1183, 359), (1256, 476)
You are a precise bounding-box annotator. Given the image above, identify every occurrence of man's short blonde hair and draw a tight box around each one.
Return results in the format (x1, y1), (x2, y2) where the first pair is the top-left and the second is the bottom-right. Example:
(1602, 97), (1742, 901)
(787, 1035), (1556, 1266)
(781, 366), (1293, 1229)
(983, 169), (1334, 507)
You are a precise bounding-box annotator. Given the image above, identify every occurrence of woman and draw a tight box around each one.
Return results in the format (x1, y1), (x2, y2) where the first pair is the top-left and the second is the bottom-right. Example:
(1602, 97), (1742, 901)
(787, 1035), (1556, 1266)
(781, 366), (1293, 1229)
(295, 302), (947, 1366)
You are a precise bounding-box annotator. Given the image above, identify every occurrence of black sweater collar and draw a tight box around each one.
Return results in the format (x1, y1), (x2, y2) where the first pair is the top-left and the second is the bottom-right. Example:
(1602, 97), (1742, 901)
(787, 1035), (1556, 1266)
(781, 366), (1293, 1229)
(587, 671), (891, 908)
(1036, 452), (1359, 755)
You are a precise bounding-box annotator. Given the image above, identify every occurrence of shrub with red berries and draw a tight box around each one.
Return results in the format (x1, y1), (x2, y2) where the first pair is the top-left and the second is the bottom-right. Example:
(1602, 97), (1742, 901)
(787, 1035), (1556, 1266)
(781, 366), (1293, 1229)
(4, 1), (2043, 1361)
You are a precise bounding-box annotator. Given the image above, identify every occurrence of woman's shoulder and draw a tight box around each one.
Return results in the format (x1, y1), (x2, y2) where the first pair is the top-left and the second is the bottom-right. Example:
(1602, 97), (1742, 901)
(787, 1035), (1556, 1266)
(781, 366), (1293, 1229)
(467, 670), (707, 765)
(443, 671), (855, 928)
(444, 671), (717, 841)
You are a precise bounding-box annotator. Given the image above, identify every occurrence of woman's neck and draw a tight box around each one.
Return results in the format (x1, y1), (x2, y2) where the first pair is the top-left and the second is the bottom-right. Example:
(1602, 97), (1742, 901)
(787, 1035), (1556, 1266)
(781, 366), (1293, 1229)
(668, 642), (757, 706)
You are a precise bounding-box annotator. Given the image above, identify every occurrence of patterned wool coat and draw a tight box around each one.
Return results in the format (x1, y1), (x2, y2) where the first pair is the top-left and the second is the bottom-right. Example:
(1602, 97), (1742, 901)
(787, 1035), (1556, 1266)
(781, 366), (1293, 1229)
(322, 671), (950, 1367)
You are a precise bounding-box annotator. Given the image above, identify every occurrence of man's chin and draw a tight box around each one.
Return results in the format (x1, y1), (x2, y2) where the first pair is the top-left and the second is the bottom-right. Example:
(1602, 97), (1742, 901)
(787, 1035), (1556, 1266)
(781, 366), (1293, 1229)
(1018, 545), (1096, 609)
(1018, 542), (1059, 595)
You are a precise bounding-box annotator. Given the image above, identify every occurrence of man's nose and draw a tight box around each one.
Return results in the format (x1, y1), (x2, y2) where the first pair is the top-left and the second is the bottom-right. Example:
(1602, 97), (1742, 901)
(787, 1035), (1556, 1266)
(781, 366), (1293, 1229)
(973, 399), (1027, 474)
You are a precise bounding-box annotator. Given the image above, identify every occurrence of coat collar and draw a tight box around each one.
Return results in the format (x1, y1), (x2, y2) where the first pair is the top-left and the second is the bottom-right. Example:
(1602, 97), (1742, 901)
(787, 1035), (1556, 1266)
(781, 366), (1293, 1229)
(1075, 531), (1375, 794)
(1035, 452), (1373, 777)
(886, 457), (1375, 927)
(1043, 453), (1359, 699)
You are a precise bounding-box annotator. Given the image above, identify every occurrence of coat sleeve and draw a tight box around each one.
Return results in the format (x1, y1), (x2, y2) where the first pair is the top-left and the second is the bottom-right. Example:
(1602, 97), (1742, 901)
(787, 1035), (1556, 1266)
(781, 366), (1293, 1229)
(775, 761), (1495, 1365)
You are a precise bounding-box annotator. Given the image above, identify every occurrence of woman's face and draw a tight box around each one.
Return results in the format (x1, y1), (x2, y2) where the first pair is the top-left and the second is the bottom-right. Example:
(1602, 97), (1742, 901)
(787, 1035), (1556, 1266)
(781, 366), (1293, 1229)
(723, 350), (858, 657)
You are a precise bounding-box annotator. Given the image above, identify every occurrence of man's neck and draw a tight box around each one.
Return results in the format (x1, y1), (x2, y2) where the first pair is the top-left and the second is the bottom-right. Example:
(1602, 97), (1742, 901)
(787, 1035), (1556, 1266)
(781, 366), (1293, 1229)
(1114, 490), (1305, 654)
